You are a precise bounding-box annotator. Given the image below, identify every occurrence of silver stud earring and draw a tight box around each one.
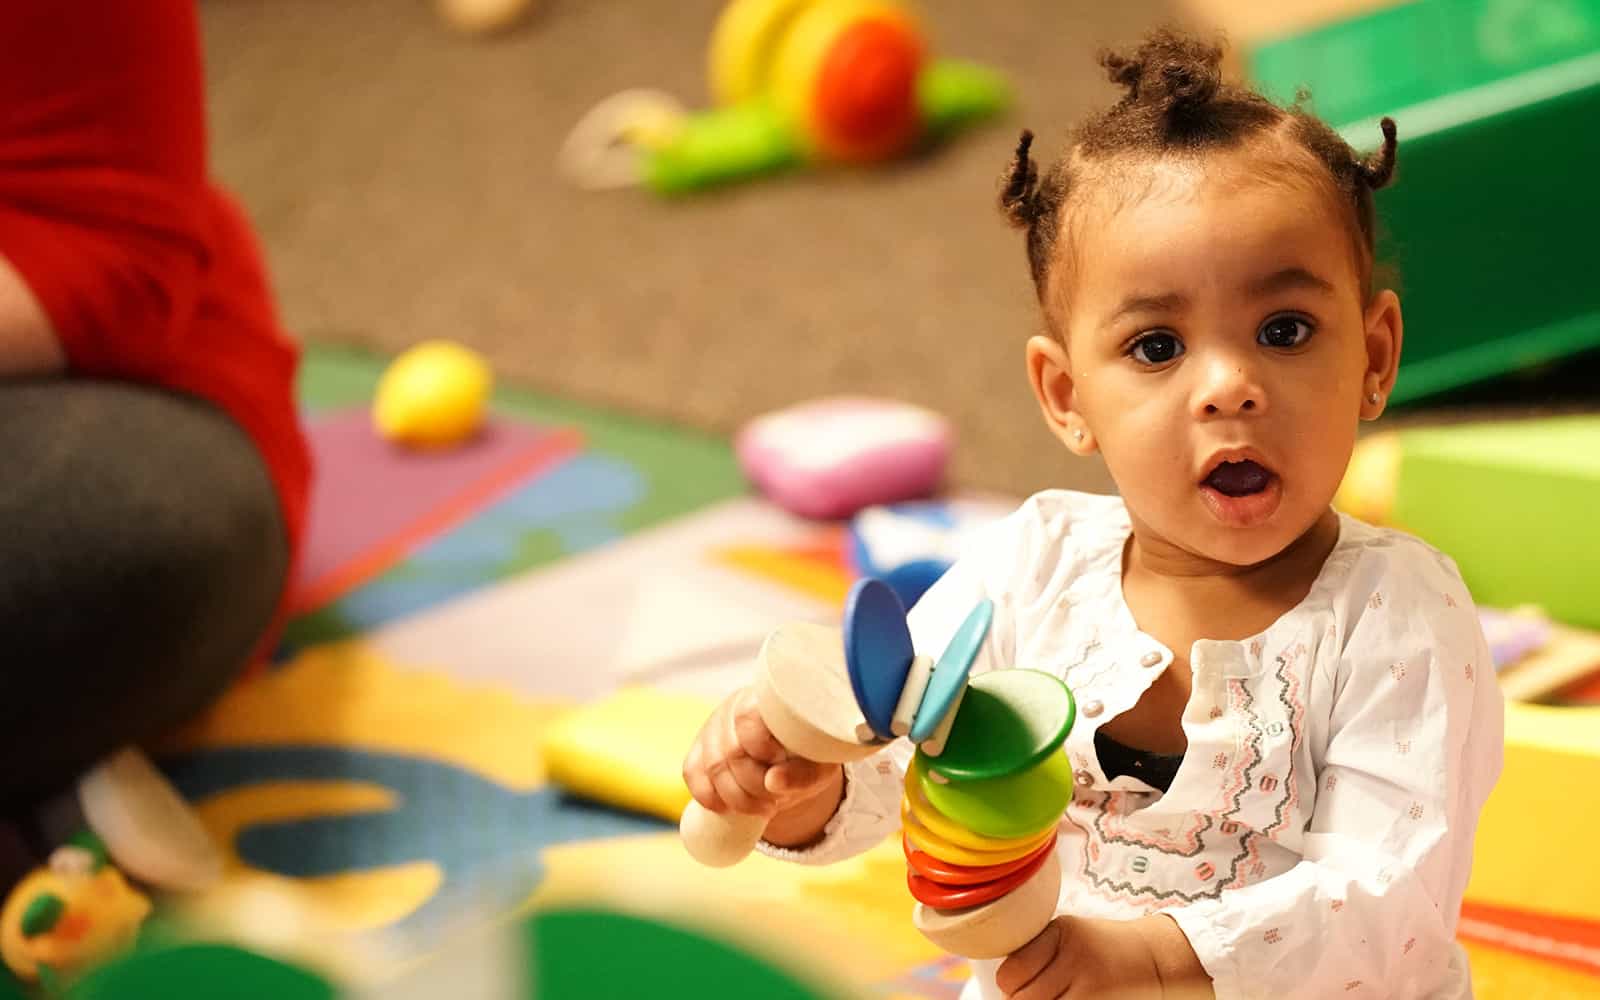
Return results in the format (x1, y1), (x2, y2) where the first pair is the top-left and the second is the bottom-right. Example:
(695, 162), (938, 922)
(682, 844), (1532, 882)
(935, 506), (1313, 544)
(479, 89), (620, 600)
(1072, 429), (1084, 442)
(1368, 392), (1381, 404)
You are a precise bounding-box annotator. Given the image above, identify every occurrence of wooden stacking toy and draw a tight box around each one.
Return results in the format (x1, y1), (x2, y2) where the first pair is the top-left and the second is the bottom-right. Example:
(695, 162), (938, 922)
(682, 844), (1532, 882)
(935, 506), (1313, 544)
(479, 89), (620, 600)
(679, 578), (1076, 960)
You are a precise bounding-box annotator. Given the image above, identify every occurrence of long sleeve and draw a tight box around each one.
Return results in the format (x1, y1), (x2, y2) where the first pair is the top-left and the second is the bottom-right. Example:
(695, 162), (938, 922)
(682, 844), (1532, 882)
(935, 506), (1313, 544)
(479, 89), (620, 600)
(1167, 553), (1505, 999)
(0, 0), (212, 370)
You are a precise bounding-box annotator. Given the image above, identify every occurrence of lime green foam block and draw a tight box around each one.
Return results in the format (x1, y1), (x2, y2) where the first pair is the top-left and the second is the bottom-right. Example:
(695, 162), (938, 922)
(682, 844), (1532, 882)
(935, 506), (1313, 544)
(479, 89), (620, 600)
(1392, 415), (1600, 629)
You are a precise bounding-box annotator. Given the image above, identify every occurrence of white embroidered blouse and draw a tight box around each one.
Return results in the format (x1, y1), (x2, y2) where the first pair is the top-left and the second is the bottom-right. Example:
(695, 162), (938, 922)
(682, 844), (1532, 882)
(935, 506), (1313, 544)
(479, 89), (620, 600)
(759, 490), (1505, 1000)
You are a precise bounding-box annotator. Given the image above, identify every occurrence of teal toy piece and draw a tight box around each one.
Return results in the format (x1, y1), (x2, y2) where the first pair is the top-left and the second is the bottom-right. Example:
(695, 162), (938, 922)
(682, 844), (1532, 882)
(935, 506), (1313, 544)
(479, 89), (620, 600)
(843, 577), (914, 741)
(908, 598), (992, 743)
(926, 669), (1074, 783)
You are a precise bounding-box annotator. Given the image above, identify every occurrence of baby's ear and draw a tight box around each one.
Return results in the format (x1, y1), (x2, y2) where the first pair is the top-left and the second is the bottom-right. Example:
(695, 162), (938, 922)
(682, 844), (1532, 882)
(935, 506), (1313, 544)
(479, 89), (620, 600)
(1361, 290), (1403, 419)
(1026, 335), (1097, 455)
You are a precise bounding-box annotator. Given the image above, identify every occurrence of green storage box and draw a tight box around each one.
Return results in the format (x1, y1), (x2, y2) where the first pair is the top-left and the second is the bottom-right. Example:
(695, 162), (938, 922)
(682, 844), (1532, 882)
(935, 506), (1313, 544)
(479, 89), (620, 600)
(1249, 0), (1600, 403)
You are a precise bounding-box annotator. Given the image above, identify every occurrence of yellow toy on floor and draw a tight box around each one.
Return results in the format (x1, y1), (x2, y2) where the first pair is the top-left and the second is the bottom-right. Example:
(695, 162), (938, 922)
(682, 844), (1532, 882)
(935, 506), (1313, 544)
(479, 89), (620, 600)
(539, 688), (718, 822)
(372, 340), (494, 450)
(1, 835), (151, 989)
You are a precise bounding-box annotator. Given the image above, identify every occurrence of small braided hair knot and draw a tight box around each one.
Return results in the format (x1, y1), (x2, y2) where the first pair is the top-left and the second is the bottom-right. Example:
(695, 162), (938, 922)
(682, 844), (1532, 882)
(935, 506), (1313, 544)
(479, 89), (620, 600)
(1358, 116), (1399, 190)
(1100, 27), (1224, 121)
(999, 129), (1042, 230)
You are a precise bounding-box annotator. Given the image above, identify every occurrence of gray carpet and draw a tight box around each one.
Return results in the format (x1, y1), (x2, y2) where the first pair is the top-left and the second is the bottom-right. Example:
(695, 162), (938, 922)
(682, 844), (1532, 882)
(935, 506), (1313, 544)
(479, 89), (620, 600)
(197, 0), (1197, 497)
(198, 0), (1594, 500)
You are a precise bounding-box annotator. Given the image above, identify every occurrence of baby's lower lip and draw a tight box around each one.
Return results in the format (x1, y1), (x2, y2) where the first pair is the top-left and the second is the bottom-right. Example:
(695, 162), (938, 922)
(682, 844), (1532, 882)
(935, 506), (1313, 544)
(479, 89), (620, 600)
(1199, 475), (1282, 527)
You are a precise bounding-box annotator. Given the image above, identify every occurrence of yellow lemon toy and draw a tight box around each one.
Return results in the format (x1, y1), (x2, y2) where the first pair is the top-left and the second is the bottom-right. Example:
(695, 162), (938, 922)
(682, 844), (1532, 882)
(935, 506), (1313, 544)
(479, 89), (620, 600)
(373, 340), (493, 450)
(1, 840), (152, 986)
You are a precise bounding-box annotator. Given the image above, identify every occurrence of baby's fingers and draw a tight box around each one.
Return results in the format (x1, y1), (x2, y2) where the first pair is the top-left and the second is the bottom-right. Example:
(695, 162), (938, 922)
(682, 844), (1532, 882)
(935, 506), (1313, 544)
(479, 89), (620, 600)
(996, 919), (1063, 998)
(710, 761), (777, 818)
(731, 689), (788, 764)
(682, 741), (725, 813)
(764, 758), (831, 798)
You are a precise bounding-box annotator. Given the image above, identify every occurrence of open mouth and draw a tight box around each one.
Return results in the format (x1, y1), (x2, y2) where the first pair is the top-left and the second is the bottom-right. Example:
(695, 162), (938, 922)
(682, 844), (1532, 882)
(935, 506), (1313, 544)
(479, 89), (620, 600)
(1202, 459), (1274, 497)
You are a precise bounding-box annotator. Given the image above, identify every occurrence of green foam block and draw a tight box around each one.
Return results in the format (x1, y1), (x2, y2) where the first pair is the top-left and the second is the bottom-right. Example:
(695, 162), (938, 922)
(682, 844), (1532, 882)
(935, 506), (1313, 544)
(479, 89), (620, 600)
(1392, 415), (1600, 629)
(1250, 0), (1600, 402)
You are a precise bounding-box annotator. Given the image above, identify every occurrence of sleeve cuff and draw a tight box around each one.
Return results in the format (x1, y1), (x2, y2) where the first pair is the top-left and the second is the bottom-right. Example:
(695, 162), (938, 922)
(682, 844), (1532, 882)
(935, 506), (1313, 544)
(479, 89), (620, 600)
(1166, 904), (1247, 1000)
(756, 755), (900, 866)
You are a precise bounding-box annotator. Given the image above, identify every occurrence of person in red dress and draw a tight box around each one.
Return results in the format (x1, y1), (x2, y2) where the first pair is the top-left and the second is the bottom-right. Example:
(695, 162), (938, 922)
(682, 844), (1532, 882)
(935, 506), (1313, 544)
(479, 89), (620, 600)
(1, 0), (312, 900)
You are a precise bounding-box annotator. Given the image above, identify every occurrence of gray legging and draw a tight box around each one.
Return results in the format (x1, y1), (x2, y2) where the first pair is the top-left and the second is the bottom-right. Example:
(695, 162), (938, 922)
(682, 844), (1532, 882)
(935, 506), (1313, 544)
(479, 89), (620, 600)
(0, 379), (289, 812)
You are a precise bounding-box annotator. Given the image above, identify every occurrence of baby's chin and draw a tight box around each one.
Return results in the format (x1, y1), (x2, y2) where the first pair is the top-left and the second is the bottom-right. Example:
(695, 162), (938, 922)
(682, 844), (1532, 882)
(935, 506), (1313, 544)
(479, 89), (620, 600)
(1189, 531), (1301, 570)
(1184, 505), (1335, 571)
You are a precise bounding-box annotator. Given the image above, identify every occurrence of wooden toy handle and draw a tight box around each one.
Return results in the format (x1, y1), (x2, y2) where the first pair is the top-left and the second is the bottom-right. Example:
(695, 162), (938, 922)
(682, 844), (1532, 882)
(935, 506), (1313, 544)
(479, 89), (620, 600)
(679, 800), (769, 868)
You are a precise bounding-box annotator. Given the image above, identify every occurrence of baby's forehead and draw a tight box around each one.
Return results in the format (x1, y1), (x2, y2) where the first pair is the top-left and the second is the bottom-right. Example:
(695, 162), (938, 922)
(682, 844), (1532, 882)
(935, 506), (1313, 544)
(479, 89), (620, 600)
(1070, 144), (1342, 229)
(1049, 151), (1363, 322)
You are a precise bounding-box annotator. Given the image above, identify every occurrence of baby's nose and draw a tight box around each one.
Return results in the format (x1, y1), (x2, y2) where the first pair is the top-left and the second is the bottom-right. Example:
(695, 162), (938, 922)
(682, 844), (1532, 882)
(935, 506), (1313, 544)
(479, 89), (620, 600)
(1194, 359), (1265, 417)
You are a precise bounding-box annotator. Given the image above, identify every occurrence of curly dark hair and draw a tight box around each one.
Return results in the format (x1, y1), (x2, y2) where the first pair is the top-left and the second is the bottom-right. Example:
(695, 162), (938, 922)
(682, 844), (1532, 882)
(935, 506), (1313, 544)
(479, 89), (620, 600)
(999, 27), (1398, 322)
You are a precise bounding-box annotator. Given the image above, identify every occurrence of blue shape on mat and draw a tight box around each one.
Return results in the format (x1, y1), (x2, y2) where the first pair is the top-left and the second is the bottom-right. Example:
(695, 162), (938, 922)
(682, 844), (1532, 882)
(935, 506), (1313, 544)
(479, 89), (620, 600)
(295, 454), (646, 638)
(848, 501), (963, 609)
(163, 746), (668, 936)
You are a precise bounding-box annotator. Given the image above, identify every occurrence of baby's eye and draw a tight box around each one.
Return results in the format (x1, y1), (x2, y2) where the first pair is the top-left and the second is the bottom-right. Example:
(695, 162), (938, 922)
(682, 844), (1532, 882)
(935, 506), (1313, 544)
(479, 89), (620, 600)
(1258, 315), (1314, 349)
(1129, 331), (1184, 366)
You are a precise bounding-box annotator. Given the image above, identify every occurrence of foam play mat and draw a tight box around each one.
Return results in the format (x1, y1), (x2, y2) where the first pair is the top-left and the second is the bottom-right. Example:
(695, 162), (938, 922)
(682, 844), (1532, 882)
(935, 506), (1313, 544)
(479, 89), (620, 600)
(25, 343), (1589, 998)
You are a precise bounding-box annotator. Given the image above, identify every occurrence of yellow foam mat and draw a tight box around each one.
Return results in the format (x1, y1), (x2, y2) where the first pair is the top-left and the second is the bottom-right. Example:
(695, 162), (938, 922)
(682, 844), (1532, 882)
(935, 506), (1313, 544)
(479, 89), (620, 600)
(1468, 702), (1600, 921)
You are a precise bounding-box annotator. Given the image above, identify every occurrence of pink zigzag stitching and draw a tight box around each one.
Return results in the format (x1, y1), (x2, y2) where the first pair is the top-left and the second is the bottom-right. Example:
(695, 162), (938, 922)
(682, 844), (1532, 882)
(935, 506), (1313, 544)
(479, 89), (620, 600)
(1227, 830), (1268, 892)
(1073, 677), (1262, 907)
(1097, 792), (1211, 854)
(1264, 643), (1308, 843)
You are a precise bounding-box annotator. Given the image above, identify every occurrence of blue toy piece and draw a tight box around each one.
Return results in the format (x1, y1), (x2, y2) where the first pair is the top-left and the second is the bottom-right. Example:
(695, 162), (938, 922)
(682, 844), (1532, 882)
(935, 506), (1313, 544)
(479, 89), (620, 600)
(847, 502), (962, 608)
(842, 578), (915, 741)
(908, 599), (992, 743)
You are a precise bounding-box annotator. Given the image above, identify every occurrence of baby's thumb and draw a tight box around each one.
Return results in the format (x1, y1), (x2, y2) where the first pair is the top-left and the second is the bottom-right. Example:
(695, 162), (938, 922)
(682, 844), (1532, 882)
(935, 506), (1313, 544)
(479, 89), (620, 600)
(765, 758), (827, 796)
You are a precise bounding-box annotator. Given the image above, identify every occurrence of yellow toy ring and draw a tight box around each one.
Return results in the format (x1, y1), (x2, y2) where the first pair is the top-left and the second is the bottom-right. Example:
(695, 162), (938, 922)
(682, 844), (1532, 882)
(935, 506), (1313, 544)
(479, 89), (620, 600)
(900, 799), (1054, 868)
(901, 768), (1044, 853)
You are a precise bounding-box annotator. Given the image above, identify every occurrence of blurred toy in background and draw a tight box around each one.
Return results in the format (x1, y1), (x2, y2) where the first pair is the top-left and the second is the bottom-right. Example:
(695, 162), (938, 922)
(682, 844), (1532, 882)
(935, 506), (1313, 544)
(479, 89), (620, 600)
(736, 397), (952, 520)
(1336, 416), (1600, 703)
(0, 903), (847, 1000)
(372, 340), (494, 450)
(848, 500), (1005, 608)
(1248, 0), (1600, 402)
(434, 0), (534, 37)
(0, 835), (150, 990)
(1334, 415), (1600, 631)
(559, 0), (1011, 194)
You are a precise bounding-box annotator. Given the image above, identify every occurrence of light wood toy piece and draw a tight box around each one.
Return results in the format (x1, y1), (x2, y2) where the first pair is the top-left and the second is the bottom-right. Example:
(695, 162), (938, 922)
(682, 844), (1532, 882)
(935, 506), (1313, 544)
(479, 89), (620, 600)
(679, 621), (882, 867)
(1496, 622), (1600, 702)
(436, 0), (533, 36)
(912, 849), (1062, 959)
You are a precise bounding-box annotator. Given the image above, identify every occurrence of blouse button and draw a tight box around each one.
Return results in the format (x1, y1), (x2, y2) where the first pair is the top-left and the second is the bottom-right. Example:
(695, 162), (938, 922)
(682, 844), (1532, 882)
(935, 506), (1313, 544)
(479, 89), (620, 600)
(1140, 651), (1164, 668)
(1075, 769), (1094, 787)
(1082, 700), (1104, 718)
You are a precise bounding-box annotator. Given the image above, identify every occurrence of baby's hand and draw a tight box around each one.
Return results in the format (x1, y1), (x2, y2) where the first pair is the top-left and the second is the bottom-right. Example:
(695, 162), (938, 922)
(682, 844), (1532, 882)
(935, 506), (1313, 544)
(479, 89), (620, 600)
(682, 686), (839, 820)
(996, 914), (1209, 999)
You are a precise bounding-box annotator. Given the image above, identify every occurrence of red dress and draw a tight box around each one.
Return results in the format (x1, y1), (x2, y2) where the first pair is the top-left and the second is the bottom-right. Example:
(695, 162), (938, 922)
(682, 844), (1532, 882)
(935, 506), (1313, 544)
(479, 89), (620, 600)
(0, 1), (311, 652)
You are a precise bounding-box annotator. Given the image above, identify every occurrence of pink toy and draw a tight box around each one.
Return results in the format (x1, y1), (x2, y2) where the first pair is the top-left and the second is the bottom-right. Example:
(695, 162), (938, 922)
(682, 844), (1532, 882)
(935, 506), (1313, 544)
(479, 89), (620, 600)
(735, 397), (952, 520)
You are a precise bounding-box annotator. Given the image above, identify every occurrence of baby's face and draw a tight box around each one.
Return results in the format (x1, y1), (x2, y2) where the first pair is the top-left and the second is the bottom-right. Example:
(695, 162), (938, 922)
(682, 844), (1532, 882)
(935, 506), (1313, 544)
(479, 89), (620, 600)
(1057, 153), (1383, 567)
